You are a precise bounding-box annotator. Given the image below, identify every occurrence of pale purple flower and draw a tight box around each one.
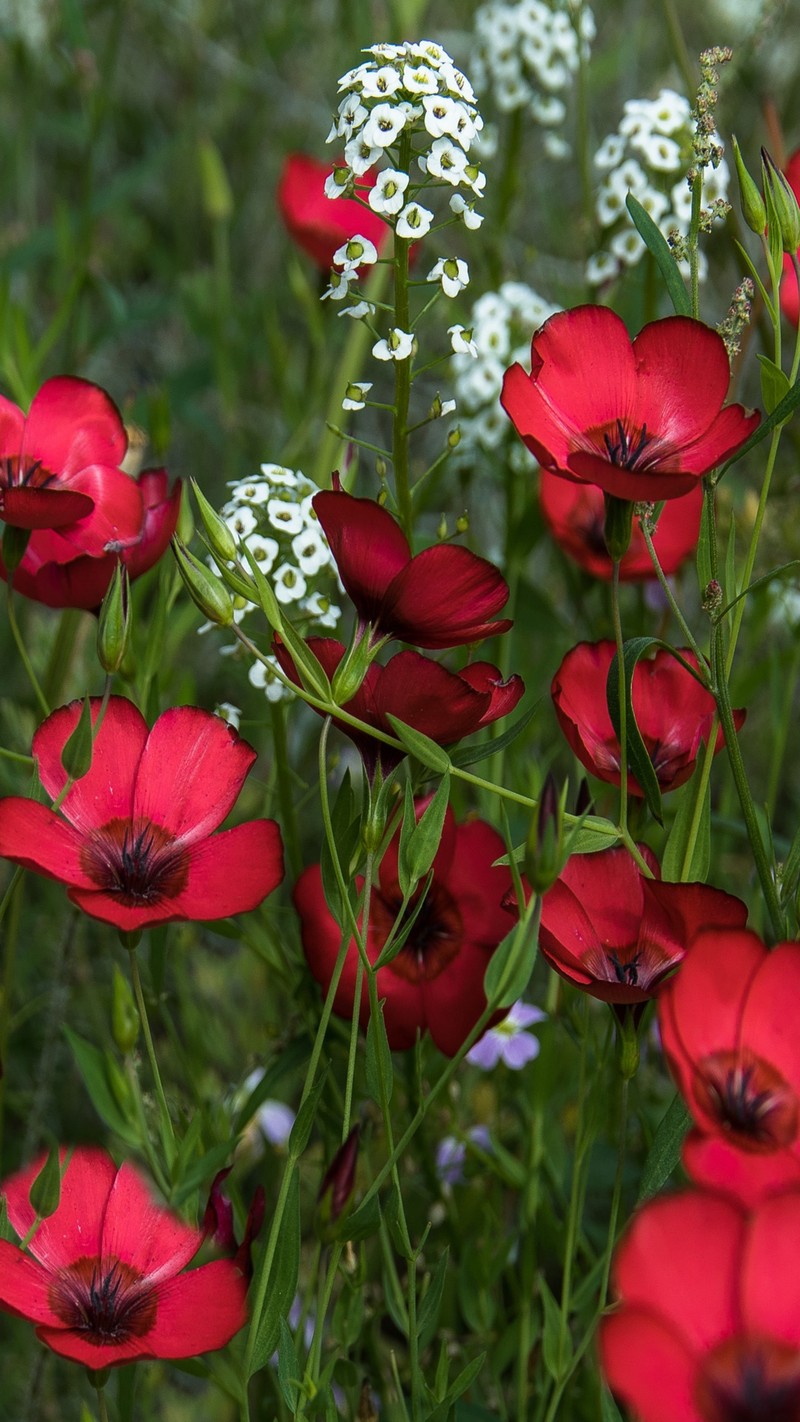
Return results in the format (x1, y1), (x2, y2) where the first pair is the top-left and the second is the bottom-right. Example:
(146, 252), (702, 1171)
(466, 1000), (545, 1070)
(435, 1125), (492, 1185)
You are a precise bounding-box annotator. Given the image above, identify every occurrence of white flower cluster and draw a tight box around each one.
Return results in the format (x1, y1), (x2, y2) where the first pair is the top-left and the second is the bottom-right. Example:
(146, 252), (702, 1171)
(470, 0), (595, 157)
(587, 88), (730, 286)
(451, 281), (560, 466)
(213, 463), (342, 704)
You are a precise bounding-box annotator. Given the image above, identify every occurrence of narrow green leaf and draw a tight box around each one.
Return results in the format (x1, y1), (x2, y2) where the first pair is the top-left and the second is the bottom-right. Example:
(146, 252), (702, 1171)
(625, 193), (691, 316)
(662, 766), (711, 883)
(277, 1315), (301, 1411)
(249, 1167), (301, 1375)
(601, 1387), (626, 1422)
(399, 772), (450, 895)
(343, 1191), (381, 1242)
(427, 1355), (487, 1422)
(483, 920), (539, 1009)
(449, 700), (539, 769)
(418, 1248), (450, 1351)
(637, 1093), (691, 1203)
(289, 1067), (328, 1156)
(696, 487), (713, 594)
(365, 998), (394, 1106)
(385, 715), (452, 773)
(607, 637), (686, 825)
(63, 1028), (141, 1146)
(28, 1143), (62, 1219)
(757, 353), (791, 414)
(539, 1275), (565, 1379)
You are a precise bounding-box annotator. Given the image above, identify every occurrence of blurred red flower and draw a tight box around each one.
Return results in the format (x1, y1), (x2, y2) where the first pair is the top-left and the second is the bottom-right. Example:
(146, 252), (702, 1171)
(601, 1186), (800, 1422)
(659, 928), (800, 1204)
(0, 376), (143, 552)
(501, 306), (760, 501)
(539, 470), (703, 582)
(0, 696), (284, 931)
(294, 802), (513, 1054)
(780, 150), (800, 326)
(0, 467), (181, 609)
(274, 636), (523, 776)
(538, 846), (747, 1005)
(313, 481), (511, 647)
(551, 641), (744, 796)
(278, 154), (388, 271)
(0, 1147), (248, 1368)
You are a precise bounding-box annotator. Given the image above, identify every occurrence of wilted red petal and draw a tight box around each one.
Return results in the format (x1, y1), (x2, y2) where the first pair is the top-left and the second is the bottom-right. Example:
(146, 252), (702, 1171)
(33, 697), (148, 828)
(457, 662), (525, 725)
(132, 707), (257, 843)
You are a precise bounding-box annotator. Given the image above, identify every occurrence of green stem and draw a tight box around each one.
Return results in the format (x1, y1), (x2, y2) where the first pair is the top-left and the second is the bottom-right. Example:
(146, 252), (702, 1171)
(689, 174), (703, 319)
(269, 700), (302, 879)
(409, 1254), (421, 1422)
(599, 1075), (630, 1308)
(556, 996), (590, 1382)
(641, 521), (705, 661)
(0, 870), (24, 1168)
(6, 583), (49, 718)
(659, 0), (695, 97)
(43, 607), (84, 707)
(611, 561), (629, 839)
(127, 946), (177, 1166)
(96, 1385), (110, 1422)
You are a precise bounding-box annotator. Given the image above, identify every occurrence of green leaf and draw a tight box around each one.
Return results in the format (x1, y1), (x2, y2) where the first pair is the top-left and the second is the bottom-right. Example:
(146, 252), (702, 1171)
(344, 1191), (382, 1242)
(662, 765), (711, 883)
(28, 1143), (62, 1219)
(365, 998), (393, 1106)
(249, 1167), (301, 1375)
(385, 715), (452, 773)
(637, 1093), (691, 1203)
(539, 1275), (565, 1379)
(277, 1315), (301, 1411)
(171, 1140), (239, 1209)
(418, 1248), (450, 1351)
(720, 373), (800, 472)
(601, 1387), (626, 1422)
(566, 815), (621, 855)
(625, 193), (691, 316)
(63, 1028), (141, 1146)
(398, 772), (450, 896)
(483, 920), (539, 1010)
(320, 770), (362, 928)
(289, 1066), (328, 1156)
(696, 488), (713, 595)
(449, 700), (539, 769)
(757, 353), (791, 414)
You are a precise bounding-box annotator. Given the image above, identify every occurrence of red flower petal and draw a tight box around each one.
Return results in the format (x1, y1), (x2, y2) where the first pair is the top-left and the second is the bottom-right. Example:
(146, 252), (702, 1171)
(457, 662), (525, 725)
(0, 799), (90, 887)
(132, 707), (257, 843)
(278, 154), (387, 272)
(34, 1324), (159, 1369)
(382, 544), (511, 648)
(683, 1132), (800, 1207)
(565, 447), (699, 501)
(539, 473), (703, 581)
(601, 1309), (704, 1422)
(313, 488), (412, 619)
(60, 463), (146, 556)
(631, 317), (733, 447)
(423, 937), (494, 1056)
(0, 396), (25, 459)
(742, 1189), (800, 1344)
(20, 377), (127, 480)
(134, 1258), (248, 1358)
(0, 486), (94, 529)
(172, 822), (285, 920)
(739, 942), (800, 1089)
(441, 819), (513, 948)
(33, 697), (148, 828)
(0, 1243), (64, 1328)
(100, 1162), (202, 1284)
(3, 1147), (117, 1269)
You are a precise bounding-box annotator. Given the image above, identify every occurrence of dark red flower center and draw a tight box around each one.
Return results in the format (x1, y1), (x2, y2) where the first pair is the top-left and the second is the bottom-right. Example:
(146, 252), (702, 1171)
(374, 881), (463, 983)
(582, 937), (680, 994)
(696, 1334), (800, 1422)
(601, 419), (652, 470)
(695, 1051), (798, 1151)
(49, 1256), (157, 1344)
(80, 817), (189, 905)
(0, 454), (54, 491)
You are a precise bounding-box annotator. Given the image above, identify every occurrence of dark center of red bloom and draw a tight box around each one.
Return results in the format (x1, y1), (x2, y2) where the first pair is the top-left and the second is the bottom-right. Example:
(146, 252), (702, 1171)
(373, 881), (463, 983)
(602, 419), (652, 469)
(696, 1334), (800, 1422)
(695, 1051), (798, 1151)
(582, 937), (679, 995)
(49, 1256), (157, 1344)
(0, 454), (53, 492)
(80, 817), (189, 905)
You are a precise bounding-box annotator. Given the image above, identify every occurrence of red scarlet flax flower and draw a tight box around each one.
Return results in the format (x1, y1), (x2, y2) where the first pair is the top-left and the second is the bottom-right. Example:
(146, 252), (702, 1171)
(780, 149), (800, 326)
(538, 846), (747, 1006)
(551, 642), (744, 795)
(294, 802), (513, 1054)
(0, 1147), (248, 1367)
(501, 306), (760, 501)
(0, 697), (284, 931)
(659, 929), (800, 1204)
(539, 470), (702, 582)
(313, 480), (512, 647)
(0, 377), (143, 552)
(601, 1186), (800, 1422)
(274, 636), (523, 776)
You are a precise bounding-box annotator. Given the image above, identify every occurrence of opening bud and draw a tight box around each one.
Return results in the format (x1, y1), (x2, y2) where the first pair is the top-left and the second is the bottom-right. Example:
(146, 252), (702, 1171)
(331, 628), (375, 704)
(316, 1125), (360, 1242)
(172, 540), (234, 626)
(731, 136), (766, 235)
(524, 772), (568, 895)
(761, 148), (800, 254)
(192, 480), (239, 564)
(111, 962), (140, 1055)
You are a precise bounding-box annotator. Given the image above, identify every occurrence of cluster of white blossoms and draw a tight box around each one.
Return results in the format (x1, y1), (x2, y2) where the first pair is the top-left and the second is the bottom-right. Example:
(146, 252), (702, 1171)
(451, 281), (560, 467)
(470, 0), (595, 158)
(325, 39), (486, 346)
(212, 463), (342, 704)
(587, 88), (730, 286)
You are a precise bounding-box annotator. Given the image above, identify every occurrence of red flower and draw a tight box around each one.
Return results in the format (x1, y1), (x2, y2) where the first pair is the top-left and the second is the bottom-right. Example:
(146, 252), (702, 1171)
(501, 306), (760, 501)
(293, 802), (513, 1054)
(274, 637), (524, 776)
(601, 1186), (800, 1422)
(0, 696), (284, 931)
(659, 929), (800, 1204)
(0, 1147), (248, 1368)
(538, 846), (747, 1005)
(780, 150), (800, 326)
(551, 642), (744, 796)
(278, 154), (388, 271)
(539, 470), (702, 582)
(0, 377), (144, 553)
(313, 482), (511, 647)
(0, 467), (182, 609)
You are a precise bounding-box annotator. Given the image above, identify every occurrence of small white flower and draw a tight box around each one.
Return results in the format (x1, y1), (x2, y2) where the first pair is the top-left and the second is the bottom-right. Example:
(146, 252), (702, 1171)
(425, 135), (468, 185)
(260, 463), (298, 487)
(543, 131), (571, 161)
(422, 93), (467, 142)
(333, 93), (369, 139)
(402, 62), (439, 94)
(368, 168), (409, 215)
(428, 256), (470, 298)
(634, 132), (683, 172)
(273, 561), (307, 603)
(245, 533), (280, 572)
(585, 250), (619, 285)
(396, 201), (434, 238)
(248, 656), (289, 703)
(214, 702), (241, 731)
(449, 324), (478, 357)
(332, 234), (379, 270)
(267, 498), (303, 535)
(292, 528), (329, 576)
(461, 162), (486, 197)
(225, 506), (257, 540)
(610, 226), (645, 265)
(303, 591), (342, 629)
(594, 133), (626, 171)
(438, 398), (456, 417)
(439, 60), (476, 104)
(362, 102), (407, 149)
(324, 167), (353, 199)
(530, 93), (566, 126)
(342, 380), (373, 411)
(360, 65), (403, 99)
(450, 192), (484, 228)
(372, 327), (415, 361)
(322, 268), (358, 301)
(596, 181), (626, 227)
(227, 479), (271, 505)
(338, 299), (376, 319)
(344, 133), (382, 176)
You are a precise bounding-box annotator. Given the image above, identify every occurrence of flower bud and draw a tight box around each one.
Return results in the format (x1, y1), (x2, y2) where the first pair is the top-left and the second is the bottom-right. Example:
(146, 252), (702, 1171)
(455, 514), (469, 533)
(61, 695), (94, 781)
(316, 1126), (360, 1242)
(437, 515), (448, 541)
(731, 136), (766, 235)
(198, 138), (233, 222)
(28, 1144), (62, 1220)
(111, 962), (139, 1054)
(191, 480), (239, 564)
(447, 426), (461, 448)
(97, 563), (131, 675)
(172, 540), (234, 626)
(524, 772), (567, 895)
(331, 630), (375, 704)
(603, 493), (634, 561)
(761, 148), (800, 253)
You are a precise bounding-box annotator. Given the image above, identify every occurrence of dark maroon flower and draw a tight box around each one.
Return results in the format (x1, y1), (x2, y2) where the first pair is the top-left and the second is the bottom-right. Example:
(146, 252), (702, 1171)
(551, 642), (745, 796)
(539, 470), (703, 581)
(501, 306), (760, 501)
(0, 1147), (248, 1368)
(294, 802), (513, 1054)
(274, 636), (524, 775)
(0, 376), (144, 553)
(780, 150), (800, 326)
(203, 1169), (265, 1279)
(0, 696), (284, 931)
(601, 1186), (800, 1422)
(313, 481), (511, 647)
(317, 1126), (360, 1235)
(660, 929), (800, 1205)
(0, 467), (182, 610)
(277, 154), (388, 271)
(538, 845), (747, 1005)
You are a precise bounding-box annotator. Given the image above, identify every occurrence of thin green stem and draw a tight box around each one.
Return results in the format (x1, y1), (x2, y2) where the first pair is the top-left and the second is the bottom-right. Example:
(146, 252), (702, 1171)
(689, 175), (703, 319)
(96, 1385), (110, 1422)
(409, 1254), (421, 1422)
(6, 583), (49, 718)
(611, 561), (629, 839)
(556, 996), (590, 1381)
(599, 1076), (630, 1308)
(0, 870), (24, 1168)
(269, 700), (302, 879)
(393, 235), (413, 540)
(127, 947), (177, 1166)
(659, 0), (695, 97)
(641, 521), (705, 662)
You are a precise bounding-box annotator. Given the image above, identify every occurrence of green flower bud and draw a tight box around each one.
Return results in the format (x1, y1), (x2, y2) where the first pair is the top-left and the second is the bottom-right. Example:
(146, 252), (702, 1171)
(61, 695), (94, 781)
(731, 136), (766, 235)
(761, 148), (800, 254)
(198, 138), (233, 223)
(331, 629), (375, 704)
(97, 563), (131, 675)
(191, 479), (238, 564)
(603, 494), (634, 562)
(172, 540), (234, 626)
(111, 963), (139, 1055)
(524, 772), (567, 895)
(28, 1144), (62, 1221)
